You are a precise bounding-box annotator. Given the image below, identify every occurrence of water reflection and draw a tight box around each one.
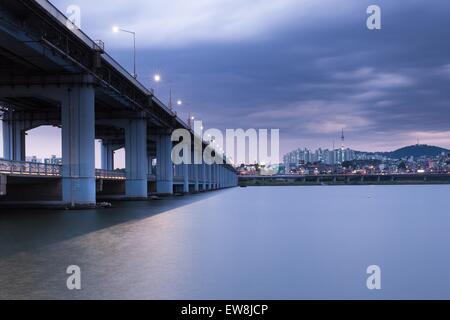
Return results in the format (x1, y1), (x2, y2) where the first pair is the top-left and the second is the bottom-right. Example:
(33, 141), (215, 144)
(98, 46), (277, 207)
(1, 186), (450, 299)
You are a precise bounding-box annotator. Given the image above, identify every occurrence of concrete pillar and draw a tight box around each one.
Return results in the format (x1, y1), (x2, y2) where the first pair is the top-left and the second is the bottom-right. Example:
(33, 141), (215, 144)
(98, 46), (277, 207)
(125, 117), (148, 198)
(0, 174), (6, 196)
(156, 134), (173, 194)
(2, 113), (26, 161)
(222, 166), (225, 188)
(183, 164), (189, 193)
(226, 169), (229, 187)
(211, 164), (215, 189)
(217, 165), (221, 189)
(207, 164), (212, 190)
(202, 163), (207, 191)
(215, 164), (219, 189)
(226, 170), (229, 187)
(224, 167), (227, 187)
(194, 164), (199, 192)
(101, 141), (115, 170)
(61, 86), (96, 206)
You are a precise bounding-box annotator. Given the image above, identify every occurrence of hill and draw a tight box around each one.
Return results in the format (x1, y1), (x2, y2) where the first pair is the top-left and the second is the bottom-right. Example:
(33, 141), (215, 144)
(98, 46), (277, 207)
(389, 145), (449, 159)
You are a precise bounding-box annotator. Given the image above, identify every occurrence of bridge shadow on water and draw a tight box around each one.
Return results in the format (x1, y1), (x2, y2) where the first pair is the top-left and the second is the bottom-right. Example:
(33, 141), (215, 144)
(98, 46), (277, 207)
(0, 190), (228, 259)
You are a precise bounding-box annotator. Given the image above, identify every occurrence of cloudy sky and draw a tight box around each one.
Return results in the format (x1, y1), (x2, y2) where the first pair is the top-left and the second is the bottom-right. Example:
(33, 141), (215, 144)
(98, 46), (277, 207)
(16, 0), (450, 162)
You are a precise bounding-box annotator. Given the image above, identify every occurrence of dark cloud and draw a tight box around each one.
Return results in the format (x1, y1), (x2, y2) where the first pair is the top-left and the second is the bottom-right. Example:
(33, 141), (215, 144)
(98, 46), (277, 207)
(49, 0), (450, 156)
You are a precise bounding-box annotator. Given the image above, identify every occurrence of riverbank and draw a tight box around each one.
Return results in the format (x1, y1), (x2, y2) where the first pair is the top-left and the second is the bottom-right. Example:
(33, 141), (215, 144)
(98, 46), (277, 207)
(239, 177), (450, 187)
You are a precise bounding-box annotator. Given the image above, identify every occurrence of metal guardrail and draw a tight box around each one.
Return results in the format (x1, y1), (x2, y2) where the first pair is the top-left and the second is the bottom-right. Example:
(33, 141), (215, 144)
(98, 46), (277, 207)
(0, 159), (60, 176)
(95, 169), (126, 180)
(0, 160), (126, 179)
(239, 173), (450, 179)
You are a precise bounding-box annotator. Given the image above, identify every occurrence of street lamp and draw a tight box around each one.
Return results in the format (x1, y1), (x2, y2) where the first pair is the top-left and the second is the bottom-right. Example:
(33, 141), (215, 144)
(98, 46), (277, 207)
(152, 74), (189, 113)
(112, 26), (137, 79)
(188, 114), (195, 128)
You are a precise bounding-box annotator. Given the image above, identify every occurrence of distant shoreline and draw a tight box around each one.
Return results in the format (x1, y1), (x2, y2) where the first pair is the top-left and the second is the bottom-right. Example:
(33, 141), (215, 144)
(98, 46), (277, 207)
(239, 180), (450, 187)
(239, 174), (450, 187)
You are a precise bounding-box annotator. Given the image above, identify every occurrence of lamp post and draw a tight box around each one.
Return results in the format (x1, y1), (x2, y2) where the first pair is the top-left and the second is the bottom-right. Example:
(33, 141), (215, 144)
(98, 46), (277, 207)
(153, 73), (161, 94)
(152, 73), (174, 108)
(152, 74), (187, 111)
(113, 26), (137, 79)
(188, 114), (195, 128)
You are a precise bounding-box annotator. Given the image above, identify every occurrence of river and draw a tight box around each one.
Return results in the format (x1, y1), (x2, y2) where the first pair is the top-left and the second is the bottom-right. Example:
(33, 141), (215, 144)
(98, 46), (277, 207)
(1, 185), (449, 299)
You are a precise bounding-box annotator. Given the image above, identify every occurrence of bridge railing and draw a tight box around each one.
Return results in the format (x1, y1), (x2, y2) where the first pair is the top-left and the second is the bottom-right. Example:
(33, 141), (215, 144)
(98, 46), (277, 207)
(34, 0), (152, 94)
(95, 169), (126, 180)
(0, 159), (61, 176)
(0, 160), (129, 179)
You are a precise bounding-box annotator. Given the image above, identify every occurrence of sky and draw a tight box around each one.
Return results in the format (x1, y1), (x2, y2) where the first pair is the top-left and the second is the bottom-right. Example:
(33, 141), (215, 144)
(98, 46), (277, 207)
(5, 0), (450, 163)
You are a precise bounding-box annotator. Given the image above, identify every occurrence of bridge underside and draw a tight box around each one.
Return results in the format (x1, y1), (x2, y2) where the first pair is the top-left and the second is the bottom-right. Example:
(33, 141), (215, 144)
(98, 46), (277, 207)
(0, 0), (238, 208)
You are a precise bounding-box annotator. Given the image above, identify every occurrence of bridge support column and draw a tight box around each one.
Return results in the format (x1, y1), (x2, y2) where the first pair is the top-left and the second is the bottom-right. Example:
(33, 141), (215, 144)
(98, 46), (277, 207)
(125, 117), (148, 199)
(211, 164), (215, 189)
(183, 164), (189, 193)
(216, 165), (220, 189)
(226, 168), (229, 187)
(207, 164), (212, 190)
(223, 167), (226, 188)
(2, 112), (26, 161)
(223, 168), (226, 188)
(156, 134), (173, 194)
(61, 86), (96, 206)
(101, 141), (116, 170)
(202, 163), (207, 191)
(214, 164), (219, 189)
(226, 170), (230, 187)
(194, 164), (199, 192)
(0, 174), (6, 196)
(218, 166), (222, 189)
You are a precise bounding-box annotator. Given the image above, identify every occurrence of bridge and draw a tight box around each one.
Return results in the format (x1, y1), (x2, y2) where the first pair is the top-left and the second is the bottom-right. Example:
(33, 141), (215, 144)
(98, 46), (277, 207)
(239, 173), (450, 185)
(0, 0), (238, 207)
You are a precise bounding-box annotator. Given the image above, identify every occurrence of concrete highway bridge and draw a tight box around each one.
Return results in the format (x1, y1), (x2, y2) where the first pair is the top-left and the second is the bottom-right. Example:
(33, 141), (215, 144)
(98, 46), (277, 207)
(0, 0), (237, 207)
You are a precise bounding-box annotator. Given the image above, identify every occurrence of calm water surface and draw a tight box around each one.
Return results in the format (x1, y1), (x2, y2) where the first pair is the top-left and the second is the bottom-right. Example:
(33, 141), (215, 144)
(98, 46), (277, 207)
(1, 186), (449, 299)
